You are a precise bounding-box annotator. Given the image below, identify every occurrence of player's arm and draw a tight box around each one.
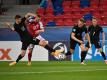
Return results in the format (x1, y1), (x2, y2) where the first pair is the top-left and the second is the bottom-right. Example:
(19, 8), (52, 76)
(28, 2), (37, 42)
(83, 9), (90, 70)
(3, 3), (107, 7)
(37, 21), (45, 33)
(102, 32), (105, 46)
(25, 13), (37, 18)
(85, 33), (91, 47)
(71, 32), (84, 44)
(5, 22), (15, 31)
(100, 27), (105, 46)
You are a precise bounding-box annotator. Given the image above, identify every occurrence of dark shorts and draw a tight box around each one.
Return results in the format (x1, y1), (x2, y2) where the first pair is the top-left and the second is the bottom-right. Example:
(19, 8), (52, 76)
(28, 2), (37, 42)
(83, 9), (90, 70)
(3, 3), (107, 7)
(86, 41), (101, 48)
(70, 39), (82, 49)
(21, 38), (40, 50)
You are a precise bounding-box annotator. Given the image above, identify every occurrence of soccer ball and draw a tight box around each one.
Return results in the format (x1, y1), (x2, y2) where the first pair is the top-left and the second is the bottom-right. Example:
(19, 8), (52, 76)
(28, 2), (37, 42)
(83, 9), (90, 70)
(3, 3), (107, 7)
(54, 53), (66, 60)
(53, 42), (67, 60)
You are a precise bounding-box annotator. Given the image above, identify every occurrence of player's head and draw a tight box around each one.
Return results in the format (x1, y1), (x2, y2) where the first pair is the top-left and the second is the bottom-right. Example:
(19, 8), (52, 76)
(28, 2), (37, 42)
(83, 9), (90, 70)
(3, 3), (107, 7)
(27, 14), (41, 23)
(15, 15), (22, 24)
(78, 18), (86, 27)
(92, 17), (98, 26)
(28, 16), (35, 23)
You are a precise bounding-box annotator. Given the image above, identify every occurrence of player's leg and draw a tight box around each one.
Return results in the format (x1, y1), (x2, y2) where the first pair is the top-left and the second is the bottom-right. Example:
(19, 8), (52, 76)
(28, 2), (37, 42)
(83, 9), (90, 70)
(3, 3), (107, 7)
(39, 40), (64, 56)
(27, 44), (34, 66)
(27, 35), (47, 66)
(80, 43), (88, 64)
(94, 42), (107, 64)
(65, 39), (76, 60)
(9, 42), (30, 66)
(32, 38), (64, 57)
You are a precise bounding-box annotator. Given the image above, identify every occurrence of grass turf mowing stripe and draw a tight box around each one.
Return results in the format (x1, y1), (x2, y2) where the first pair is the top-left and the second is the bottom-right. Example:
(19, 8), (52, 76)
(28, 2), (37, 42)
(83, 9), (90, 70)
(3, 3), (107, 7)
(0, 68), (107, 75)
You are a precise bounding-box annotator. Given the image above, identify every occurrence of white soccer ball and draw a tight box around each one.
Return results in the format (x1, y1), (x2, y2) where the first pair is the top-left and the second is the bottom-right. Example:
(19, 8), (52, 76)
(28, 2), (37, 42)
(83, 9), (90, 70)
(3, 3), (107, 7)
(53, 42), (67, 60)
(54, 53), (66, 60)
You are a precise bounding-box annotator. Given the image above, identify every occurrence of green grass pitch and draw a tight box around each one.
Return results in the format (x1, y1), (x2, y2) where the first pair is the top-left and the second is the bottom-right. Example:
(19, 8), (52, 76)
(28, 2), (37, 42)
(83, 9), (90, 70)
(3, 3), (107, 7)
(0, 61), (107, 80)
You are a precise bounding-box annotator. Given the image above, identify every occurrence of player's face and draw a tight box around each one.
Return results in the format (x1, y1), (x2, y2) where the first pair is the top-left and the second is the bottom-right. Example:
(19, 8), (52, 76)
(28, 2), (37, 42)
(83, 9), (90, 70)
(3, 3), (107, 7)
(92, 19), (97, 26)
(16, 18), (21, 24)
(78, 20), (84, 28)
(35, 17), (40, 22)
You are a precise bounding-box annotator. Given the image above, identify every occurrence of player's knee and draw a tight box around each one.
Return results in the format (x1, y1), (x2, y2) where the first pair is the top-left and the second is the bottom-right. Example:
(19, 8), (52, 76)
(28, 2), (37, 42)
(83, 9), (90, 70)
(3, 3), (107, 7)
(81, 48), (86, 52)
(39, 40), (47, 47)
(99, 48), (103, 52)
(21, 53), (25, 57)
(28, 49), (33, 54)
(21, 51), (26, 57)
(70, 49), (74, 54)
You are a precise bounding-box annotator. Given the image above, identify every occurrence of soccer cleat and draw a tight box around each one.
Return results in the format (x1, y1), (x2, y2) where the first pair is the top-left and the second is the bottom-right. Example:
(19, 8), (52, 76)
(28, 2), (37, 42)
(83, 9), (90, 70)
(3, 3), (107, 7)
(27, 61), (31, 66)
(81, 62), (86, 65)
(9, 61), (17, 66)
(104, 60), (107, 64)
(52, 47), (64, 57)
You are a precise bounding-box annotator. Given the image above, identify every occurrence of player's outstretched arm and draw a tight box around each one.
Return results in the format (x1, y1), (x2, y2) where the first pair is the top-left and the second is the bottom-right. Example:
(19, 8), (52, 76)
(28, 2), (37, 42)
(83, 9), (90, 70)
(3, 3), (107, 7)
(4, 22), (15, 31)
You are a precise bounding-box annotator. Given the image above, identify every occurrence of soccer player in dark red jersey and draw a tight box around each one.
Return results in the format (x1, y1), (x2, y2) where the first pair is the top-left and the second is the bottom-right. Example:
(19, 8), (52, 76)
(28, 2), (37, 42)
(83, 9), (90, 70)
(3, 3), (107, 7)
(26, 15), (48, 65)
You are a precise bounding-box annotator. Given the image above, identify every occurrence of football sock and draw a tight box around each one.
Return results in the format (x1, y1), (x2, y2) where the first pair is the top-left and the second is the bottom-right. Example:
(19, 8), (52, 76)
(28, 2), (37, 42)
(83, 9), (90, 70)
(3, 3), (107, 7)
(81, 51), (87, 62)
(66, 51), (72, 56)
(101, 51), (106, 60)
(28, 52), (32, 62)
(44, 45), (55, 52)
(16, 54), (23, 63)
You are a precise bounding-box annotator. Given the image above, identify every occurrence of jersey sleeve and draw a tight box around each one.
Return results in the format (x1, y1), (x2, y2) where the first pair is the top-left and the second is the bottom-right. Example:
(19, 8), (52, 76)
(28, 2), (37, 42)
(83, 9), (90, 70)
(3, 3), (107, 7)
(72, 27), (77, 33)
(100, 27), (104, 33)
(85, 27), (88, 33)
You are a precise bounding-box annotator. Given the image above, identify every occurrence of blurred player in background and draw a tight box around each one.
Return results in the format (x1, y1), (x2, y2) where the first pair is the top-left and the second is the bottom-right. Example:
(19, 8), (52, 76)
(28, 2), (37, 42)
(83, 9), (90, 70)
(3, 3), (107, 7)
(85, 17), (107, 64)
(66, 19), (91, 64)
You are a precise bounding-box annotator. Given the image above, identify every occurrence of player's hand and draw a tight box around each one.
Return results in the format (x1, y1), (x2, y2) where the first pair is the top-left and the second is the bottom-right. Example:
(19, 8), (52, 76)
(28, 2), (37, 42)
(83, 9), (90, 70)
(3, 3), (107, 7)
(89, 43), (92, 48)
(79, 40), (84, 44)
(36, 30), (41, 34)
(5, 22), (11, 27)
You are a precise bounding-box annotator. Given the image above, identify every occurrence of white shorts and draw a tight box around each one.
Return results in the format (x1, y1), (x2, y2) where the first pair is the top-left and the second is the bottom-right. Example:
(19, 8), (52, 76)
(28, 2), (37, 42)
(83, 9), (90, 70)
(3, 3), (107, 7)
(28, 35), (46, 49)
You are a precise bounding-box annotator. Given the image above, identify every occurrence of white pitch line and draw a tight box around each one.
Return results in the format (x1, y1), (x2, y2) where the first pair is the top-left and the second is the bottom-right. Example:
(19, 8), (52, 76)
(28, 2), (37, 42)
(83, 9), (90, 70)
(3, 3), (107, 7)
(0, 68), (107, 75)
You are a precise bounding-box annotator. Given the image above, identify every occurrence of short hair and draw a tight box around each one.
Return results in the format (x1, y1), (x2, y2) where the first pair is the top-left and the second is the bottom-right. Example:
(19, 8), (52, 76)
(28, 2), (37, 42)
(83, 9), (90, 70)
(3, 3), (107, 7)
(15, 15), (21, 19)
(79, 18), (86, 23)
(92, 17), (97, 21)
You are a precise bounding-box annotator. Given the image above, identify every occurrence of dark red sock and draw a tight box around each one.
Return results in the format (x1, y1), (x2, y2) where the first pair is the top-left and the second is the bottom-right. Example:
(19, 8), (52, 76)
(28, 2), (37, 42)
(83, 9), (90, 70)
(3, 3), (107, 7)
(28, 51), (32, 62)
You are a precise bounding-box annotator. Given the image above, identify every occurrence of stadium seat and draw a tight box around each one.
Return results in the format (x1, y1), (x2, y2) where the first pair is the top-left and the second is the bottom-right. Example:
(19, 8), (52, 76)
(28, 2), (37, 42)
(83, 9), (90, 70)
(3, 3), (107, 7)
(64, 19), (74, 26)
(45, 7), (54, 14)
(86, 20), (92, 26)
(56, 19), (64, 26)
(81, 7), (90, 15)
(62, 1), (71, 7)
(63, 6), (71, 13)
(36, 7), (45, 15)
(63, 13), (72, 19)
(54, 14), (64, 21)
(93, 12), (102, 19)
